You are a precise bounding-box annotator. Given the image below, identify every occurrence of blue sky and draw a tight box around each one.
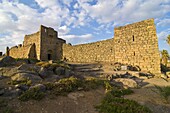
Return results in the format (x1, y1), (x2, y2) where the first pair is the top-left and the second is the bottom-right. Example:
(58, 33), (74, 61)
(0, 0), (170, 54)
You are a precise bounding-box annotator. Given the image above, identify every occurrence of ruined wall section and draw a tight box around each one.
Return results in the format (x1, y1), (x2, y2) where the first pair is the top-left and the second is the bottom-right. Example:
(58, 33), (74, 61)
(8, 44), (35, 59)
(114, 19), (160, 74)
(63, 39), (115, 62)
(23, 32), (40, 59)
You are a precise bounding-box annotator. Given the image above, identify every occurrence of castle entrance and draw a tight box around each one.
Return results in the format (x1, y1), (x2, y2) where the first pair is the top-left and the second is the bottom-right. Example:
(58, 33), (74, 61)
(48, 54), (51, 60)
(47, 50), (52, 60)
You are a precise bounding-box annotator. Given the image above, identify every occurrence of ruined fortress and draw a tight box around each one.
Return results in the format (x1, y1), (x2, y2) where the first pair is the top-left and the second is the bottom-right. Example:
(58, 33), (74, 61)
(6, 19), (161, 74)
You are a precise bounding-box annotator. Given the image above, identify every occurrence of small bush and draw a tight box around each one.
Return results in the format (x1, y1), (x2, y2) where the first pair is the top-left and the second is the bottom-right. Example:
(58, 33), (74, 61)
(82, 78), (103, 91)
(45, 77), (104, 96)
(96, 91), (151, 113)
(19, 87), (45, 101)
(109, 89), (134, 97)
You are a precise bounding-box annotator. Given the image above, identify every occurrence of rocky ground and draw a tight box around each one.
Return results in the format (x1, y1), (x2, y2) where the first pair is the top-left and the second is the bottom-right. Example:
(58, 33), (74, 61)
(0, 56), (170, 113)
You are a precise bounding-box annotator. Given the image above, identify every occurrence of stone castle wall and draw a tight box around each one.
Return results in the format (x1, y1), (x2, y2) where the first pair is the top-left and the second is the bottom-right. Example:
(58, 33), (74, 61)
(63, 19), (160, 74)
(114, 19), (160, 73)
(6, 18), (161, 74)
(63, 39), (115, 62)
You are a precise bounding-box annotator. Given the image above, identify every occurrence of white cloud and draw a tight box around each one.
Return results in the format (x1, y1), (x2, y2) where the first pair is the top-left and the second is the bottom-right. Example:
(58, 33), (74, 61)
(61, 34), (94, 44)
(34, 0), (57, 8)
(58, 26), (70, 35)
(157, 18), (170, 27)
(157, 28), (170, 40)
(77, 0), (170, 25)
(0, 0), (170, 53)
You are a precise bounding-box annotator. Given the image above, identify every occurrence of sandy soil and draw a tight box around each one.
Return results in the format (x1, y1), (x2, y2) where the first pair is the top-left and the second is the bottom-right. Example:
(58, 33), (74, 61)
(9, 88), (105, 113)
(125, 78), (170, 113)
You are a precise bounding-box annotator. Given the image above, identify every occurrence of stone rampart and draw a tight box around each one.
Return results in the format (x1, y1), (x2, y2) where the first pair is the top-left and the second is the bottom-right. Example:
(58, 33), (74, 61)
(63, 39), (115, 62)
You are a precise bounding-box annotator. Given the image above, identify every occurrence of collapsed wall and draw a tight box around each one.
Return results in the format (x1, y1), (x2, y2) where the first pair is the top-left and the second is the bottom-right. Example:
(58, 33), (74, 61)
(8, 44), (36, 59)
(63, 39), (115, 62)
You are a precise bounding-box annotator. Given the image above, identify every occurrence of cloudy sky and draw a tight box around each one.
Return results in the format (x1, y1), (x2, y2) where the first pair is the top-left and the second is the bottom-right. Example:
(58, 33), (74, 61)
(0, 0), (170, 53)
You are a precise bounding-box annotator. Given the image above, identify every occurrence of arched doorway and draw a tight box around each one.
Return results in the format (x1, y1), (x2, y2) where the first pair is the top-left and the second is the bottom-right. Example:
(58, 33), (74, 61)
(47, 50), (52, 60)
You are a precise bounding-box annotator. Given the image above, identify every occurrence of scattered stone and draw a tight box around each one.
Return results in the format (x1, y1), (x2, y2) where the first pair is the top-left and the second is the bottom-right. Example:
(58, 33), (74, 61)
(15, 84), (29, 91)
(0, 88), (5, 96)
(161, 74), (168, 79)
(39, 67), (48, 78)
(30, 84), (46, 92)
(0, 56), (16, 67)
(55, 67), (65, 75)
(121, 66), (128, 71)
(115, 78), (138, 88)
(166, 71), (170, 78)
(68, 92), (85, 100)
(11, 72), (42, 83)
(48, 60), (54, 64)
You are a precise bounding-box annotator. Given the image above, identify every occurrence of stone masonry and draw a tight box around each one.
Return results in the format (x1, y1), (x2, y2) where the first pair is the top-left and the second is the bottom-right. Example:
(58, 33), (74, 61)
(7, 18), (161, 74)
(63, 19), (161, 74)
(8, 25), (65, 61)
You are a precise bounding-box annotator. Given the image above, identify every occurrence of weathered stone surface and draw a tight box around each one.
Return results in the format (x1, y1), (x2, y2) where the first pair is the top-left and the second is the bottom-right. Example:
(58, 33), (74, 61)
(115, 78), (138, 88)
(0, 56), (16, 67)
(30, 84), (46, 92)
(54, 67), (65, 75)
(63, 19), (160, 75)
(11, 73), (42, 82)
(0, 88), (5, 96)
(68, 92), (85, 100)
(15, 84), (29, 91)
(5, 19), (161, 75)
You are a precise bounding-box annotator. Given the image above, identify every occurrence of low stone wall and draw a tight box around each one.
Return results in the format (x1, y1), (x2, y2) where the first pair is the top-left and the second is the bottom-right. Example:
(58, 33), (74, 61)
(63, 39), (115, 62)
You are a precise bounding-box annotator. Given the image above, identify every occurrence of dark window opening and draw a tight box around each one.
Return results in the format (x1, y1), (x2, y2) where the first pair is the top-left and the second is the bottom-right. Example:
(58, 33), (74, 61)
(49, 34), (53, 37)
(133, 35), (135, 41)
(48, 54), (51, 60)
(97, 45), (99, 47)
(134, 52), (135, 56)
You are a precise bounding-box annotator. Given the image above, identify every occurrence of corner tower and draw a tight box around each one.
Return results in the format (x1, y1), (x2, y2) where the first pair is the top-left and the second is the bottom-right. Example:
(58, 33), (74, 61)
(114, 19), (161, 74)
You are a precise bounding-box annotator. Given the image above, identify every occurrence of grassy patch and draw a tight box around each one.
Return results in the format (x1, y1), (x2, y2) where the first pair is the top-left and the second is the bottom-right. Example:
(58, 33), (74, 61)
(96, 91), (151, 113)
(0, 99), (14, 113)
(8, 79), (32, 86)
(154, 85), (170, 103)
(45, 77), (104, 96)
(18, 87), (45, 101)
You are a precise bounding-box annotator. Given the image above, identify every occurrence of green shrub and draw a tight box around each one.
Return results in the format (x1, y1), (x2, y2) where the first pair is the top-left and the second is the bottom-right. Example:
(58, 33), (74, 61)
(19, 87), (45, 101)
(52, 77), (82, 95)
(96, 92), (151, 113)
(82, 78), (103, 91)
(45, 77), (104, 96)
(109, 89), (134, 97)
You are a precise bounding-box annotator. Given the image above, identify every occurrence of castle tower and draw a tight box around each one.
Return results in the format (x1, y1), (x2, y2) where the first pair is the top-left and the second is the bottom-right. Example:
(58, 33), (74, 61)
(114, 19), (161, 74)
